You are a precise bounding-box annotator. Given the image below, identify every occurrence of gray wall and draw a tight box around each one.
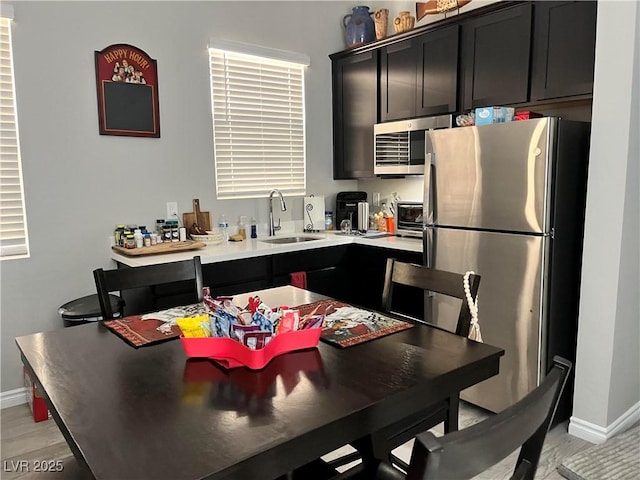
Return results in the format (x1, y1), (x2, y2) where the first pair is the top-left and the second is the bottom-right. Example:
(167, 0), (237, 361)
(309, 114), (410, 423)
(572, 0), (640, 433)
(1, 0), (638, 441)
(0, 0), (367, 392)
(607, 0), (640, 425)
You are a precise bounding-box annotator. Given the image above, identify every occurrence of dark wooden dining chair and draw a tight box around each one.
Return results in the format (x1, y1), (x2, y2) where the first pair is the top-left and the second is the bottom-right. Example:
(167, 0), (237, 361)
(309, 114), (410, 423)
(356, 259), (481, 471)
(93, 256), (204, 319)
(374, 356), (572, 480)
(381, 258), (480, 337)
(307, 259), (481, 476)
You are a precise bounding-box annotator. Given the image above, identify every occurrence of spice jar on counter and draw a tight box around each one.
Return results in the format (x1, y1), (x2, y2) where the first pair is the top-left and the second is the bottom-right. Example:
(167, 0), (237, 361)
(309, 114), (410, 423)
(125, 234), (136, 249)
(155, 219), (165, 242)
(162, 225), (172, 243)
(324, 211), (334, 231)
(133, 229), (144, 248)
(114, 224), (125, 247)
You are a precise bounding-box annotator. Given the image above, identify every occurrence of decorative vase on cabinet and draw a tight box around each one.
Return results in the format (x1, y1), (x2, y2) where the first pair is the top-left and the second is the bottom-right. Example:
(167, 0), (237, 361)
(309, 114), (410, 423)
(394, 11), (416, 33)
(343, 6), (375, 48)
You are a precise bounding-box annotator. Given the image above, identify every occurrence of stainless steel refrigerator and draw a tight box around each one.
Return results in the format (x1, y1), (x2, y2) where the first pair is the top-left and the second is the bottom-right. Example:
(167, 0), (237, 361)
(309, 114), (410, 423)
(422, 117), (590, 414)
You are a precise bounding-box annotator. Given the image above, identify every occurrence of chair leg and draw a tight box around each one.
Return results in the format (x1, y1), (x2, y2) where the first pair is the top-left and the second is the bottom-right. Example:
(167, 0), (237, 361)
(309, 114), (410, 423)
(444, 395), (459, 433)
(350, 435), (382, 477)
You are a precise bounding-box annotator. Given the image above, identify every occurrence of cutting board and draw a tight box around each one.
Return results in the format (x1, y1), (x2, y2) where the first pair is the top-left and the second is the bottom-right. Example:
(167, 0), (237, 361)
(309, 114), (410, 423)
(183, 199), (211, 232)
(112, 241), (205, 257)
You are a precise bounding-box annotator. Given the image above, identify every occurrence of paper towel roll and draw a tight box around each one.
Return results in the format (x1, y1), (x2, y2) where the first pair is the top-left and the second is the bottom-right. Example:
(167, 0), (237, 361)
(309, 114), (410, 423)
(304, 196), (325, 232)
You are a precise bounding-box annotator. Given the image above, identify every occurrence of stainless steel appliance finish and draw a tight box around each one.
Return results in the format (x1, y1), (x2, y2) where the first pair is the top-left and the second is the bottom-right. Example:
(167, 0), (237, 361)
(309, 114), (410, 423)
(357, 202), (369, 233)
(423, 118), (591, 414)
(395, 201), (424, 238)
(374, 115), (452, 175)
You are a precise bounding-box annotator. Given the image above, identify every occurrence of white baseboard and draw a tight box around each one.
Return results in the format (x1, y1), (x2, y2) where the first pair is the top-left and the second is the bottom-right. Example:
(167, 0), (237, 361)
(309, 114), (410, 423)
(569, 400), (640, 444)
(0, 387), (27, 409)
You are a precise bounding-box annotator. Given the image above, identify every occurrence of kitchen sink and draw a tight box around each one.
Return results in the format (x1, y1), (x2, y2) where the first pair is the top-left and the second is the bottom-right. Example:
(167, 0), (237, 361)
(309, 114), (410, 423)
(260, 236), (324, 244)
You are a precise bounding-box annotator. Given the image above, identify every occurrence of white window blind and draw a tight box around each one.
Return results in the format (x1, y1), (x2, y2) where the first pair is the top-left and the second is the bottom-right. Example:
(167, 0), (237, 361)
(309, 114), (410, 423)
(0, 13), (29, 259)
(209, 42), (308, 199)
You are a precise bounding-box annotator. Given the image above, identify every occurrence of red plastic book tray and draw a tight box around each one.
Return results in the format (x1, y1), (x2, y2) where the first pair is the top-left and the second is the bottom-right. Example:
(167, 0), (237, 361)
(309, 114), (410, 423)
(180, 328), (322, 370)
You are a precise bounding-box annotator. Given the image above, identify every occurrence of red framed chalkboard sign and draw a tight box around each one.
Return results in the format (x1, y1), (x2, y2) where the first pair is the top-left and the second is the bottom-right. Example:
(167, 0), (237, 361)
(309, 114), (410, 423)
(95, 44), (160, 137)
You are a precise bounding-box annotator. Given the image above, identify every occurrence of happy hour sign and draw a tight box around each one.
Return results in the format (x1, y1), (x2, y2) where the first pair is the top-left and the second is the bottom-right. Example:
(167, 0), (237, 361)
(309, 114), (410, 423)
(94, 44), (160, 137)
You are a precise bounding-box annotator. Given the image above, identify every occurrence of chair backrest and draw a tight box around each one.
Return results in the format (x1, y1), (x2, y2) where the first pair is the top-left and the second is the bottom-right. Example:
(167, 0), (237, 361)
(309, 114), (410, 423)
(93, 256), (203, 319)
(381, 258), (480, 337)
(399, 356), (572, 480)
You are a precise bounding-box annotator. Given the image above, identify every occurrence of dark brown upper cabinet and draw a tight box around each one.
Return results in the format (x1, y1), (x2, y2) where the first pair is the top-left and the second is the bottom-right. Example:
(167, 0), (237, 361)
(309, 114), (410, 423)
(417, 25), (460, 117)
(461, 3), (533, 110)
(331, 50), (378, 179)
(329, 1), (597, 179)
(380, 25), (460, 122)
(380, 39), (418, 121)
(531, 1), (597, 101)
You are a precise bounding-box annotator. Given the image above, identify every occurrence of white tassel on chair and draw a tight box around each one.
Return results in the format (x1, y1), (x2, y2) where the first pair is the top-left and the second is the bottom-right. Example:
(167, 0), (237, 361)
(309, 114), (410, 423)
(463, 271), (483, 342)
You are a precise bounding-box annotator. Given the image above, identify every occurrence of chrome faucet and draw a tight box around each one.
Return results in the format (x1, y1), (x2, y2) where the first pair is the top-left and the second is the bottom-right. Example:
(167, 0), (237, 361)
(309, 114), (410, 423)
(268, 189), (287, 236)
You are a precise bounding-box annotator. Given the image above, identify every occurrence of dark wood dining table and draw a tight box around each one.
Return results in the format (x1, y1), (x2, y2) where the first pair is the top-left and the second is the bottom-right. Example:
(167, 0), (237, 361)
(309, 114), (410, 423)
(16, 286), (504, 480)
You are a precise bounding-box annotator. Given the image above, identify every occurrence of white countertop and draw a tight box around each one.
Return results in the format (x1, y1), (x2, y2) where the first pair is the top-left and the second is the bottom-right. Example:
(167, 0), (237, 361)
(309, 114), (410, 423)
(110, 231), (422, 267)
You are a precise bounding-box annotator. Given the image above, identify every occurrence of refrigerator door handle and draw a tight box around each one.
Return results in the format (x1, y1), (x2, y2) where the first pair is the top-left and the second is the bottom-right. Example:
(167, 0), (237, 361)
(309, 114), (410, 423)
(422, 227), (435, 300)
(431, 152), (437, 225)
(422, 227), (434, 268)
(424, 152), (436, 226)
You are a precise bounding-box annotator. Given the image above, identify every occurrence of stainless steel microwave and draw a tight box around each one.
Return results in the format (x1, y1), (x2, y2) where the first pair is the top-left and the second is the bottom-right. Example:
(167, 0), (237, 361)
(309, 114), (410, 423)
(374, 115), (452, 176)
(395, 201), (424, 238)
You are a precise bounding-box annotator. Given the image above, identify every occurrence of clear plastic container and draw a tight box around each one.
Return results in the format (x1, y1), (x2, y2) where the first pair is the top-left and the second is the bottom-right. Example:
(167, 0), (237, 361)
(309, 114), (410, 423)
(218, 214), (229, 241)
(238, 216), (247, 240)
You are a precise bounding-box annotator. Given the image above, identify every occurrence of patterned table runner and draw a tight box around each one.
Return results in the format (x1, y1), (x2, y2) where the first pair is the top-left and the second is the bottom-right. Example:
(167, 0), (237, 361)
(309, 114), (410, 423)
(295, 299), (414, 348)
(104, 300), (413, 349)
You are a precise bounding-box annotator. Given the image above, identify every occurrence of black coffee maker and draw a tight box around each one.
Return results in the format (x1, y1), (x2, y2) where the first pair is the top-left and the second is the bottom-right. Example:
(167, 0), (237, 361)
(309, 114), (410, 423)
(336, 191), (367, 229)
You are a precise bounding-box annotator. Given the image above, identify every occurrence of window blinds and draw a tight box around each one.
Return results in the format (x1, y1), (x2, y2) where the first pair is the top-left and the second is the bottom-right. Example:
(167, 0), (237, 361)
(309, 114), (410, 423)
(209, 45), (307, 199)
(0, 15), (28, 259)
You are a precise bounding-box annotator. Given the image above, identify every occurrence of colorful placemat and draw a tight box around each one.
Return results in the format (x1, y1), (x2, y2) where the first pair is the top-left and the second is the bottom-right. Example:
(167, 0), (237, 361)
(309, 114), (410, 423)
(296, 299), (414, 348)
(103, 303), (209, 347)
(103, 316), (182, 347)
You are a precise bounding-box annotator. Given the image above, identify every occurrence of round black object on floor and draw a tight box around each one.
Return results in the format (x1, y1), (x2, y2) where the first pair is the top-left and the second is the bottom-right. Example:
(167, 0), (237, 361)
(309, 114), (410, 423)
(59, 294), (125, 327)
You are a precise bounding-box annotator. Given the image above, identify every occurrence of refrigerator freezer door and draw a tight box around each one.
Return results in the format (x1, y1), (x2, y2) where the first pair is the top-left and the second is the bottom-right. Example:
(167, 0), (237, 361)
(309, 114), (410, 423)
(426, 118), (554, 234)
(424, 226), (548, 413)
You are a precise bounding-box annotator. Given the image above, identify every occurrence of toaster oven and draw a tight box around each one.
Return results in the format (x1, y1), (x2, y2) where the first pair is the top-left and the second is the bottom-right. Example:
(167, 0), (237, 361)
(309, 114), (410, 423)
(395, 201), (424, 238)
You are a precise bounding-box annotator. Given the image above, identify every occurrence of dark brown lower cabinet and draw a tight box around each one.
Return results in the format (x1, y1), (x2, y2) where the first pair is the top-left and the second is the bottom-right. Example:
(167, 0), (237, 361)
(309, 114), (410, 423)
(203, 256), (272, 298)
(344, 245), (424, 319)
(272, 246), (350, 300)
(117, 244), (425, 317)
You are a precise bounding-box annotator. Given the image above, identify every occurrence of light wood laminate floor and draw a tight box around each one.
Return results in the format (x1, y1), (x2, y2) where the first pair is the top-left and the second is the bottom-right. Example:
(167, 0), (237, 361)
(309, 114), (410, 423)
(1, 401), (592, 479)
